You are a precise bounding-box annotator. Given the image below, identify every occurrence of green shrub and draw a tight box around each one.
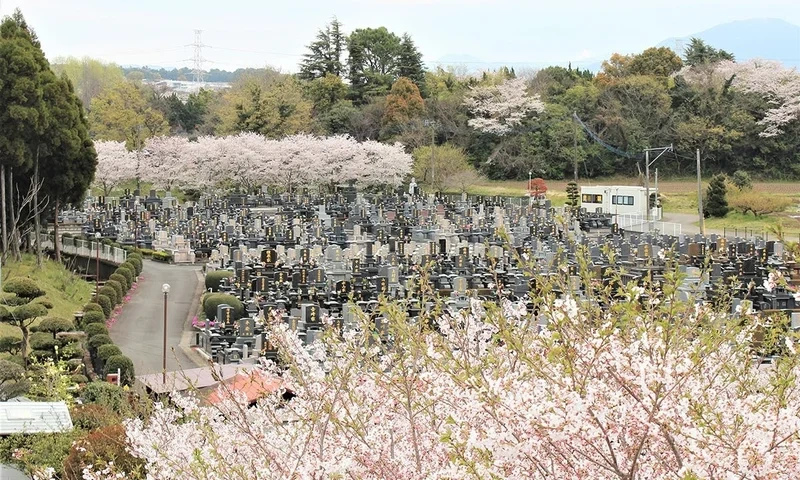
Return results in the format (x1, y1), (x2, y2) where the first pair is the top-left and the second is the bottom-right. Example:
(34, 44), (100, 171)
(3, 277), (45, 299)
(109, 273), (129, 291)
(82, 310), (106, 327)
(152, 251), (172, 263)
(29, 332), (57, 352)
(203, 293), (244, 321)
(81, 382), (128, 414)
(70, 374), (89, 385)
(30, 349), (56, 361)
(83, 303), (104, 317)
(0, 295), (29, 306)
(33, 298), (54, 309)
(87, 334), (113, 350)
(731, 170), (753, 191)
(106, 279), (124, 303)
(127, 256), (143, 276)
(103, 355), (135, 386)
(96, 295), (112, 318)
(0, 335), (22, 355)
(63, 424), (144, 480)
(37, 317), (74, 338)
(97, 344), (122, 361)
(120, 261), (137, 276)
(115, 265), (134, 287)
(205, 270), (234, 292)
(705, 173), (729, 218)
(99, 285), (119, 306)
(60, 342), (84, 360)
(69, 403), (120, 431)
(84, 323), (109, 337)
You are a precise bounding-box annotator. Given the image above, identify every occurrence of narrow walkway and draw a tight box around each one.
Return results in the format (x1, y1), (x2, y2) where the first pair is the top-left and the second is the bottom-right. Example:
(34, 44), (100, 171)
(110, 260), (202, 376)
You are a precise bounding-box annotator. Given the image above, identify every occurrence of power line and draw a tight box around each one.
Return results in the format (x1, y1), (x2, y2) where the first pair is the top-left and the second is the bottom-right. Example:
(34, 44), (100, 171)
(188, 29), (208, 83)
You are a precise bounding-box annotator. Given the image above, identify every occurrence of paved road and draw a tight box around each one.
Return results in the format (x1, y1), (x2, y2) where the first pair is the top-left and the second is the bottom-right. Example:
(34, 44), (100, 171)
(110, 260), (202, 376)
(663, 213), (772, 238)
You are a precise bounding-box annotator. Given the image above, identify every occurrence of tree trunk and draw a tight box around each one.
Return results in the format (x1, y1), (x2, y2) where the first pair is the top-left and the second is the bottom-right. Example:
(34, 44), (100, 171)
(20, 324), (29, 370)
(1, 164), (6, 264)
(9, 168), (20, 262)
(54, 199), (61, 263)
(34, 147), (42, 267)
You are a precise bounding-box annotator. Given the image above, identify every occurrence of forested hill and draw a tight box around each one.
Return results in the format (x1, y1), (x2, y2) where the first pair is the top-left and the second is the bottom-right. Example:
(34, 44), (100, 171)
(56, 20), (800, 181)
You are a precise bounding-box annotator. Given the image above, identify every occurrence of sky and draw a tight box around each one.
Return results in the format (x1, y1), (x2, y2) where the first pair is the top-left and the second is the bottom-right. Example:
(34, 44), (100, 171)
(1, 0), (799, 72)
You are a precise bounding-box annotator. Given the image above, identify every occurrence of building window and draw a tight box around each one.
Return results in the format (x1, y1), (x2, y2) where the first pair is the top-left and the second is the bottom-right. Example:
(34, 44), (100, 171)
(582, 194), (603, 204)
(612, 195), (634, 206)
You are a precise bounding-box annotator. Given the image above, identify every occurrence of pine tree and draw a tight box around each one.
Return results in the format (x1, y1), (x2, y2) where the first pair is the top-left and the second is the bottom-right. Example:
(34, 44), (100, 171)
(705, 173), (729, 218)
(566, 181), (580, 210)
(397, 33), (426, 96)
(298, 18), (345, 80)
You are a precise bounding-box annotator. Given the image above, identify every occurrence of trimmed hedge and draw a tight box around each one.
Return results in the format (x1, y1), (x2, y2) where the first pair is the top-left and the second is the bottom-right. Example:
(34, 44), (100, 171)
(99, 286), (119, 306)
(103, 355), (135, 386)
(3, 277), (45, 299)
(152, 251), (172, 263)
(115, 266), (134, 288)
(88, 334), (113, 350)
(30, 332), (57, 352)
(109, 273), (129, 292)
(203, 293), (244, 321)
(60, 342), (84, 360)
(126, 257), (143, 276)
(205, 270), (233, 292)
(105, 280), (124, 303)
(82, 311), (106, 327)
(97, 344), (122, 361)
(84, 303), (104, 316)
(37, 317), (74, 337)
(96, 295), (112, 318)
(83, 323), (109, 337)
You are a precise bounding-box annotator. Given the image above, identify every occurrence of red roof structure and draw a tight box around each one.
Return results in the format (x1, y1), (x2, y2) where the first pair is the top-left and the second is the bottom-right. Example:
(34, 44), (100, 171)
(203, 369), (283, 406)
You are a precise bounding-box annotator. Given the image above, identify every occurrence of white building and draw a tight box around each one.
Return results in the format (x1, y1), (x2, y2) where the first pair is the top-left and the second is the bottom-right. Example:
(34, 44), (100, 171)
(579, 185), (661, 220)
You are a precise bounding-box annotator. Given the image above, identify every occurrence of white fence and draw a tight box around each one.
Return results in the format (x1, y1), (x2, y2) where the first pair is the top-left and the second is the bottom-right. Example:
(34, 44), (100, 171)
(615, 214), (682, 237)
(39, 234), (127, 265)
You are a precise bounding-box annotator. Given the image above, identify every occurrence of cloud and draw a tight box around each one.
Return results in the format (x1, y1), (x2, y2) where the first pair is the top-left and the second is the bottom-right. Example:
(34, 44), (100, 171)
(576, 49), (593, 60)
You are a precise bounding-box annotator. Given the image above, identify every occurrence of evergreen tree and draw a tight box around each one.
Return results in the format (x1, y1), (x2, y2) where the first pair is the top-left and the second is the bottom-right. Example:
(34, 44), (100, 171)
(683, 38), (735, 66)
(298, 18), (345, 80)
(397, 33), (426, 96)
(0, 10), (50, 261)
(565, 181), (580, 210)
(705, 173), (729, 218)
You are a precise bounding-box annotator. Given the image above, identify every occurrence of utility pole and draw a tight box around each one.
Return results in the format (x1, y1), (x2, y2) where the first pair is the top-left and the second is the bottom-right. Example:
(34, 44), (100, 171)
(696, 148), (704, 235)
(573, 116), (579, 183)
(643, 145), (673, 227)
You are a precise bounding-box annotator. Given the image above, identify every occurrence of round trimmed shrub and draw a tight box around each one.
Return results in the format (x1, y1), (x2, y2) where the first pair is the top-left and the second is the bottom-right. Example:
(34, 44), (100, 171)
(30, 349), (55, 361)
(83, 303), (104, 316)
(30, 332), (57, 352)
(1, 295), (29, 306)
(203, 293), (243, 321)
(33, 298), (54, 309)
(37, 317), (74, 337)
(88, 334), (113, 350)
(96, 295), (112, 318)
(116, 265), (134, 287)
(120, 261), (137, 278)
(205, 270), (233, 292)
(109, 273), (129, 291)
(82, 311), (106, 327)
(103, 355), (135, 386)
(84, 323), (109, 337)
(105, 279), (124, 303)
(99, 285), (119, 306)
(3, 277), (45, 299)
(127, 257), (143, 276)
(97, 344), (122, 361)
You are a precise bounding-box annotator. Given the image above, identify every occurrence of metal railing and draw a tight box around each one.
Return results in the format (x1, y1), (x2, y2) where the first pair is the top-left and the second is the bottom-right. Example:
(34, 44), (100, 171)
(39, 234), (127, 265)
(615, 214), (682, 237)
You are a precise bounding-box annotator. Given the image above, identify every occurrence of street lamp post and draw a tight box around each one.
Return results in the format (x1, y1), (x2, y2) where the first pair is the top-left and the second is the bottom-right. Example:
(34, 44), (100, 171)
(94, 232), (101, 300)
(528, 170), (533, 208)
(162, 283), (170, 384)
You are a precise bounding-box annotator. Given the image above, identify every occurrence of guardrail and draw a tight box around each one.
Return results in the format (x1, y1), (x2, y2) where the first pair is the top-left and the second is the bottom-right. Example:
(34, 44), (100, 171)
(615, 214), (682, 237)
(39, 234), (127, 265)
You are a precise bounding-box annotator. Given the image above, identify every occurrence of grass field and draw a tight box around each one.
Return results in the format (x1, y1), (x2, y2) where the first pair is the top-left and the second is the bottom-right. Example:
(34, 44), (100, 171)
(0, 254), (93, 339)
(446, 177), (800, 234)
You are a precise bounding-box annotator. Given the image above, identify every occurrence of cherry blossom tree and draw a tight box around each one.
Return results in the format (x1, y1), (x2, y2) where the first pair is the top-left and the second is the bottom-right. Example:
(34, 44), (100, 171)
(142, 136), (191, 192)
(71, 262), (800, 480)
(463, 77), (545, 135)
(92, 140), (137, 196)
(678, 59), (800, 137)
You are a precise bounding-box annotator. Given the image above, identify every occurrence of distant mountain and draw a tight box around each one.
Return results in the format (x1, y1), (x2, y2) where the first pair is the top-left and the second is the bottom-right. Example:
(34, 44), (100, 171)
(657, 18), (800, 69)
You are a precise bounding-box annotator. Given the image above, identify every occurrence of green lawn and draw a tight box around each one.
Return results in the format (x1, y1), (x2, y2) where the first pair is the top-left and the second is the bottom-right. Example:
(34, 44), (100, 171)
(701, 213), (800, 237)
(0, 254), (93, 339)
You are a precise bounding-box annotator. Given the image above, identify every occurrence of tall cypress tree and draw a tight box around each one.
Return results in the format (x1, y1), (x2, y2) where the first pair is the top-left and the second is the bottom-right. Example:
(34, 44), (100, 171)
(397, 33), (426, 96)
(0, 10), (49, 261)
